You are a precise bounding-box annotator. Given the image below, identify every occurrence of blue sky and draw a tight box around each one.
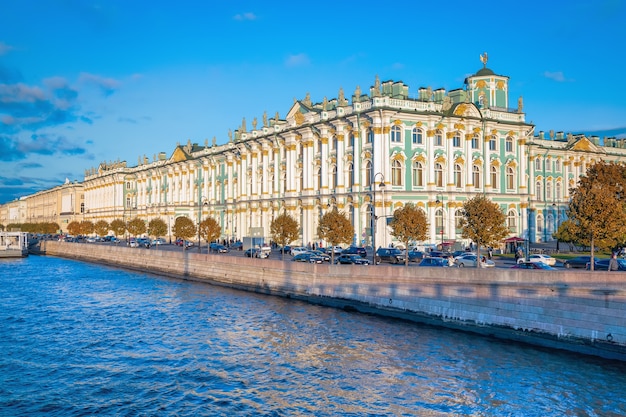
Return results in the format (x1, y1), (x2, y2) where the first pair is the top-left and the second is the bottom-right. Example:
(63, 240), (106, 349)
(1, 0), (625, 204)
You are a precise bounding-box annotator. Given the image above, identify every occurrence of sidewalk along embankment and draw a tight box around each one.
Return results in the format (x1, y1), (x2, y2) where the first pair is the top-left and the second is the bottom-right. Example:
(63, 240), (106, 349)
(37, 240), (626, 362)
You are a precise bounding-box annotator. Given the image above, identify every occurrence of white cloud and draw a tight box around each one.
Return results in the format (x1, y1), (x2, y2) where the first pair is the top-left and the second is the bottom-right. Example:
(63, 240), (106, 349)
(544, 71), (567, 82)
(285, 53), (311, 68)
(234, 12), (257, 21)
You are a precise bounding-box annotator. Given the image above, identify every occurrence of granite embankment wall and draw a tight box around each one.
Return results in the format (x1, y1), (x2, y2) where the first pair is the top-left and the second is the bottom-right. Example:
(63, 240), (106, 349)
(38, 240), (626, 361)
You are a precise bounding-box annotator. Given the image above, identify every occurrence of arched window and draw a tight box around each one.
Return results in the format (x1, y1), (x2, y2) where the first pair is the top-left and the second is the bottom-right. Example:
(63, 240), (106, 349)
(317, 137), (323, 153)
(471, 134), (479, 149)
(392, 160), (403, 186)
(506, 136), (514, 153)
(346, 163), (354, 189)
(490, 165), (498, 191)
(535, 158), (542, 171)
(435, 163), (444, 187)
(555, 158), (561, 172)
(507, 210), (517, 231)
(349, 133), (355, 148)
(454, 164), (462, 188)
(412, 161), (424, 187)
(536, 181), (542, 201)
(435, 209), (443, 234)
(453, 133), (461, 148)
(412, 128), (423, 145)
(546, 181), (552, 200)
(455, 210), (464, 230)
(367, 129), (373, 144)
(435, 131), (443, 146)
(473, 165), (481, 188)
(316, 168), (322, 190)
(506, 167), (515, 190)
(332, 136), (338, 150)
(332, 166), (338, 189)
(391, 125), (402, 143)
(489, 136), (497, 151)
(365, 161), (372, 187)
(555, 181), (562, 200)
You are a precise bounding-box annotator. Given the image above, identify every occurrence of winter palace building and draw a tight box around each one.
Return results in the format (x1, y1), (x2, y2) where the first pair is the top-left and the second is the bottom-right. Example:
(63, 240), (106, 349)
(3, 56), (625, 248)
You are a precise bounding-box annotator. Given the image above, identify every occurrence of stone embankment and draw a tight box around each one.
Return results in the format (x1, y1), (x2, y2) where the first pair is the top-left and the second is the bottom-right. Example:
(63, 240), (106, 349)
(37, 240), (626, 361)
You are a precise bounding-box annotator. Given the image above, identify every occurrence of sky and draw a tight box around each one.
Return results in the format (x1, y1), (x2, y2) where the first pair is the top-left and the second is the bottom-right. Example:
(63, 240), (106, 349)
(1, 0), (625, 204)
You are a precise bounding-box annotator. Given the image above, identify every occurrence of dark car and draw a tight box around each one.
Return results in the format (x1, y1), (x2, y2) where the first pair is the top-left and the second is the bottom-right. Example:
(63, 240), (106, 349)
(275, 246), (292, 255)
(335, 254), (370, 265)
(209, 243), (229, 253)
(175, 238), (193, 248)
(292, 253), (324, 264)
(375, 248), (405, 264)
(310, 250), (331, 262)
(341, 246), (367, 258)
(511, 261), (556, 270)
(586, 258), (626, 271)
(244, 248), (260, 257)
(230, 241), (243, 250)
(563, 256), (598, 269)
(418, 257), (451, 267)
(406, 250), (425, 262)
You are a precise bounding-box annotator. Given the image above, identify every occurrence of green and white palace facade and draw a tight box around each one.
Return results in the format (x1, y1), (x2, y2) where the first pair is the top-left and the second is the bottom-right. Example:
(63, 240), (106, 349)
(21, 59), (626, 248)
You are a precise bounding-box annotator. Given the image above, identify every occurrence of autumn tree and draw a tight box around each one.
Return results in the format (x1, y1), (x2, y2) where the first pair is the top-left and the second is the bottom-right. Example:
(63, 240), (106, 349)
(460, 195), (509, 267)
(552, 219), (578, 252)
(110, 219), (126, 240)
(94, 220), (110, 237)
(317, 208), (354, 264)
(79, 220), (94, 236)
(126, 217), (146, 238)
(147, 218), (168, 239)
(67, 221), (81, 236)
(566, 162), (626, 269)
(173, 216), (196, 249)
(389, 203), (429, 266)
(199, 217), (221, 249)
(270, 212), (300, 260)
(43, 222), (60, 234)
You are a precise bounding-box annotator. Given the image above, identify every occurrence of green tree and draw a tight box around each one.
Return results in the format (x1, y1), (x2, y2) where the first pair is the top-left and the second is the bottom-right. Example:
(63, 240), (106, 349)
(110, 219), (126, 240)
(317, 208), (354, 264)
(173, 216), (196, 249)
(270, 212), (300, 260)
(389, 203), (429, 266)
(67, 221), (81, 236)
(552, 219), (579, 252)
(94, 220), (110, 237)
(566, 162), (626, 269)
(79, 220), (95, 236)
(127, 217), (146, 238)
(147, 218), (168, 239)
(199, 217), (221, 250)
(460, 195), (509, 267)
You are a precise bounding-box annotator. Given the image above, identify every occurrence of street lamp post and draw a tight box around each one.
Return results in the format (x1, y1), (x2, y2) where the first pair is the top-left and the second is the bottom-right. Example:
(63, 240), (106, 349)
(552, 201), (560, 251)
(371, 172), (385, 265)
(435, 194), (444, 248)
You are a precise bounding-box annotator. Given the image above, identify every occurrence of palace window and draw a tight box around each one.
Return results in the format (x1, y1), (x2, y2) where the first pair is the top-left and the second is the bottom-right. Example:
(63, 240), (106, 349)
(506, 136), (514, 153)
(506, 167), (515, 190)
(555, 159), (561, 172)
(452, 133), (461, 148)
(455, 210), (464, 230)
(473, 165), (481, 188)
(435, 163), (444, 187)
(367, 129), (373, 144)
(535, 158), (542, 171)
(332, 165), (338, 189)
(392, 160), (403, 186)
(546, 181), (552, 200)
(471, 134), (479, 149)
(316, 168), (322, 190)
(391, 125), (402, 143)
(536, 181), (542, 201)
(412, 127), (423, 145)
(349, 133), (355, 148)
(365, 161), (372, 187)
(412, 161), (424, 187)
(332, 136), (338, 151)
(489, 136), (497, 151)
(507, 210), (517, 231)
(347, 163), (354, 188)
(555, 181), (562, 200)
(454, 164), (462, 188)
(491, 165), (498, 191)
(435, 209), (444, 235)
(435, 131), (443, 146)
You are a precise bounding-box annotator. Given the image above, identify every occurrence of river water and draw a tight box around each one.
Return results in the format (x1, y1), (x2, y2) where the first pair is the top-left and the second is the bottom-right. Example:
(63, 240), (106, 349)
(1, 255), (625, 416)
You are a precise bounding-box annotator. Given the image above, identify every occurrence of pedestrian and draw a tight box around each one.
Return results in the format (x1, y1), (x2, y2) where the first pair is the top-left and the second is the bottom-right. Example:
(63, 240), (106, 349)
(609, 253), (619, 271)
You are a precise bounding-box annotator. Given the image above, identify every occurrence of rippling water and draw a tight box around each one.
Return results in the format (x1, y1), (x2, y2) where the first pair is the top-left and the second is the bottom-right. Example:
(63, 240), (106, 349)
(1, 255), (625, 416)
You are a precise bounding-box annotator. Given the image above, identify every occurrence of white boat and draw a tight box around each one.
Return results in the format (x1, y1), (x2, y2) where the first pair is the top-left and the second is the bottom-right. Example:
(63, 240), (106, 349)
(0, 232), (29, 258)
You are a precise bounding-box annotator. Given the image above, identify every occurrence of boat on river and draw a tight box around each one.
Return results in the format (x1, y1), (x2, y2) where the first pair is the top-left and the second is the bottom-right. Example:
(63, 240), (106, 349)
(0, 232), (29, 258)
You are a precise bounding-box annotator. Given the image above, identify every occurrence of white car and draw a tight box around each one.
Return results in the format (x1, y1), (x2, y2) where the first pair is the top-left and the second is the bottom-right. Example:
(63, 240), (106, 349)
(454, 254), (495, 268)
(290, 247), (309, 256)
(523, 254), (557, 266)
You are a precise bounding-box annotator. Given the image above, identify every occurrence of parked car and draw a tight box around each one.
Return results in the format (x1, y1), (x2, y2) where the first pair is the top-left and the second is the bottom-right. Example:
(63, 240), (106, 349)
(563, 256), (598, 269)
(419, 257), (452, 267)
(292, 253), (324, 264)
(335, 254), (370, 265)
(341, 246), (367, 258)
(586, 258), (626, 271)
(522, 254), (557, 266)
(375, 247), (405, 264)
(230, 241), (243, 250)
(290, 247), (309, 257)
(511, 261), (556, 270)
(275, 245), (291, 255)
(175, 239), (193, 248)
(309, 250), (331, 262)
(331, 246), (344, 255)
(209, 243), (229, 253)
(454, 254), (495, 268)
(406, 250), (425, 262)
(85, 237), (97, 243)
(151, 238), (166, 245)
(244, 248), (269, 258)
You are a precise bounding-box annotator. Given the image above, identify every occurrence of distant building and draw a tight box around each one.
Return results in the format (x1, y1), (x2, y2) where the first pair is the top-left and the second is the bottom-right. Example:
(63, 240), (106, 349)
(4, 57), (626, 247)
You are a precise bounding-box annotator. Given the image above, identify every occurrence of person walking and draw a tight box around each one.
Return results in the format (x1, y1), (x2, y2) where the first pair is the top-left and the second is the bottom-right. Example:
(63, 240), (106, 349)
(609, 253), (619, 271)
